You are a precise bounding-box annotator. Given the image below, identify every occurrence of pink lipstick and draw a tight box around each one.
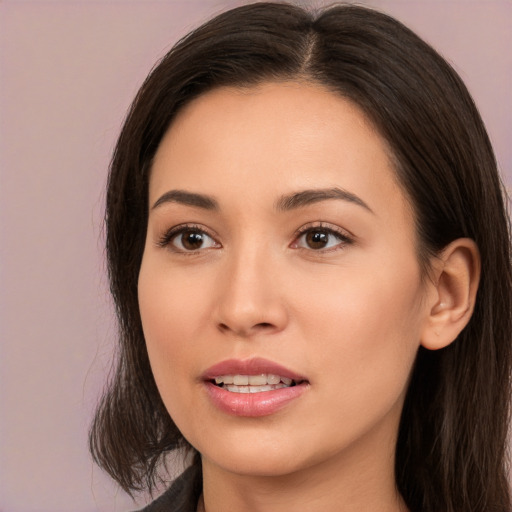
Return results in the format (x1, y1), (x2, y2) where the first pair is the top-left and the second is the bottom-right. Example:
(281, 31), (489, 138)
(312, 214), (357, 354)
(201, 358), (309, 417)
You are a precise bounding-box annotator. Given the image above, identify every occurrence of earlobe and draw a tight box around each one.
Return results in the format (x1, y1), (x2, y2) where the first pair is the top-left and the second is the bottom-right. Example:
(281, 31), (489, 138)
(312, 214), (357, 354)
(421, 238), (481, 351)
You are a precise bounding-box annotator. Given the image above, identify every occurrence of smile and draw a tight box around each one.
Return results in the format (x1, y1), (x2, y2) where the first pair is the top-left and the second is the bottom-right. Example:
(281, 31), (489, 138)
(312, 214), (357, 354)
(213, 374), (298, 393)
(202, 358), (309, 416)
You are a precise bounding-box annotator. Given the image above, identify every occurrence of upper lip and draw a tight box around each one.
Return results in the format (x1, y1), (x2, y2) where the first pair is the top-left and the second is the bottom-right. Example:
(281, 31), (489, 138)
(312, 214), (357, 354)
(201, 357), (307, 382)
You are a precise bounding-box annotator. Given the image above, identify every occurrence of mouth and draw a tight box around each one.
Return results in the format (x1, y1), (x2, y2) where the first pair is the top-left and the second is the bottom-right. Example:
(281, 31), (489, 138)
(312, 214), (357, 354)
(202, 358), (309, 416)
(211, 373), (305, 393)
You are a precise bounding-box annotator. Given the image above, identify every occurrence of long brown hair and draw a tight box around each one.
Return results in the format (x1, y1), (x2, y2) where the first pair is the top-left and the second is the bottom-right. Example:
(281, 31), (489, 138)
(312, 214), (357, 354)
(89, 3), (512, 511)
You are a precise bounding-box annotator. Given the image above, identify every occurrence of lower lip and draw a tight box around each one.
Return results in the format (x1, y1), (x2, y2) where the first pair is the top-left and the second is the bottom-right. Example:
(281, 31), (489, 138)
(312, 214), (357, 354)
(204, 381), (308, 417)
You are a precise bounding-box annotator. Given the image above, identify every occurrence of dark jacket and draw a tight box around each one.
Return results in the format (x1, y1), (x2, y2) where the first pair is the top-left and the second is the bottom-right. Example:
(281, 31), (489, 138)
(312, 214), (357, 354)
(136, 464), (202, 512)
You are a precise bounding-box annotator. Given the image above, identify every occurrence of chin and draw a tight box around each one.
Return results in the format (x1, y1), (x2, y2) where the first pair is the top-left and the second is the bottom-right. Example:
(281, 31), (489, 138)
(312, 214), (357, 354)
(208, 450), (305, 478)
(194, 428), (323, 478)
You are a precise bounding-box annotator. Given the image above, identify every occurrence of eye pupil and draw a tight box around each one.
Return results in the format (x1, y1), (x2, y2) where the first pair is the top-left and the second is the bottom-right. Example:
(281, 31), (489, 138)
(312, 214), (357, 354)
(306, 230), (329, 249)
(182, 230), (204, 250)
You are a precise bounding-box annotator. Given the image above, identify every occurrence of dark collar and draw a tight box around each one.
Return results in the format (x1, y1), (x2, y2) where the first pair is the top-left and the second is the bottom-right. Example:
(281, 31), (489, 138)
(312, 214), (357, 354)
(135, 464), (202, 512)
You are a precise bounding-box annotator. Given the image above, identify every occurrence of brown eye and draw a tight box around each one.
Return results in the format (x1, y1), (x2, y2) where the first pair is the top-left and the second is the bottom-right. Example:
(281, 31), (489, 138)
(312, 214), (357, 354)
(295, 227), (349, 251)
(305, 230), (330, 249)
(170, 229), (217, 252)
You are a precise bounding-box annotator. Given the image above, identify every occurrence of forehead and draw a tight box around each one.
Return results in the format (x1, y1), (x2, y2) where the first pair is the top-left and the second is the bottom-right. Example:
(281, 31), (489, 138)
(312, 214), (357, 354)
(150, 81), (411, 222)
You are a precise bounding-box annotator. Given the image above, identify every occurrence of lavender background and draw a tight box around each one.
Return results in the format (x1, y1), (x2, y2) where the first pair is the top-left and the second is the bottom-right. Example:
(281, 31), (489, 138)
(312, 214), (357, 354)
(1, 1), (510, 511)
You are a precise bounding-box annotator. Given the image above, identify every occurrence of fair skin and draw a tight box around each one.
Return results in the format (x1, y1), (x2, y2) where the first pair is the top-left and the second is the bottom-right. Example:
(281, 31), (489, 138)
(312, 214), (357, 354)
(138, 82), (479, 512)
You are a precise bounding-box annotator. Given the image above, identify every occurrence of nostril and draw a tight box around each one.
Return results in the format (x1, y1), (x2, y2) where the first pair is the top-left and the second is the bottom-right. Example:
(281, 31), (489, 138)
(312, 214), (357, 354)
(256, 322), (273, 329)
(216, 321), (276, 335)
(218, 323), (229, 332)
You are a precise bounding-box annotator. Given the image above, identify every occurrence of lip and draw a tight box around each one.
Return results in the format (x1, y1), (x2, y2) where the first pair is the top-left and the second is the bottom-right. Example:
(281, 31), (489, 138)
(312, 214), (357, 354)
(201, 357), (307, 381)
(201, 357), (309, 417)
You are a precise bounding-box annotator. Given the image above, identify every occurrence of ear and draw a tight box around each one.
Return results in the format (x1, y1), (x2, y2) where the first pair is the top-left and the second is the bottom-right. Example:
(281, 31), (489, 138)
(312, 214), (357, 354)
(421, 238), (480, 351)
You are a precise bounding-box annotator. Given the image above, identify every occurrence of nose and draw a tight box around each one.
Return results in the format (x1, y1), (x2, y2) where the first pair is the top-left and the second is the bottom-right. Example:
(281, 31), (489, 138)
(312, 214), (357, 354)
(213, 245), (288, 338)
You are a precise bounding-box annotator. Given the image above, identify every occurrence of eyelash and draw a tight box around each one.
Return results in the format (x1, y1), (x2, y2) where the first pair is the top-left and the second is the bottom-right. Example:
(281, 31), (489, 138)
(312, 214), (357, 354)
(292, 222), (354, 252)
(157, 224), (219, 254)
(157, 222), (353, 254)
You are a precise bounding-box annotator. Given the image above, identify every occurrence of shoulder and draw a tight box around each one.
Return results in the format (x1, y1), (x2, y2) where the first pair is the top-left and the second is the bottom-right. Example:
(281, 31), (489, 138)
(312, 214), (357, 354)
(134, 464), (202, 512)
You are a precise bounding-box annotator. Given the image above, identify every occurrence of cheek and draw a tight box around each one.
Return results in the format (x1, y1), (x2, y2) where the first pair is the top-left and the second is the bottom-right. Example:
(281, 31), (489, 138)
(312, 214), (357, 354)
(297, 261), (424, 402)
(137, 259), (207, 399)
(139, 252), (213, 336)
(302, 261), (421, 322)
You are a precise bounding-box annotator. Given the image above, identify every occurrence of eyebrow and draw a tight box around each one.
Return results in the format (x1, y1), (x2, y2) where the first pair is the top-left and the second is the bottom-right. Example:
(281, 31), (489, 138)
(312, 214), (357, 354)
(152, 190), (219, 210)
(275, 187), (373, 214)
(151, 187), (373, 214)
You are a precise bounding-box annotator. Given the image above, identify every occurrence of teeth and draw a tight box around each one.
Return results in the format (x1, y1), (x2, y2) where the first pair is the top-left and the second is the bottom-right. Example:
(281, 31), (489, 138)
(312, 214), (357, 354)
(233, 375), (249, 385)
(248, 374), (267, 385)
(224, 383), (288, 393)
(250, 385), (272, 392)
(215, 375), (233, 384)
(214, 373), (297, 391)
(267, 374), (281, 384)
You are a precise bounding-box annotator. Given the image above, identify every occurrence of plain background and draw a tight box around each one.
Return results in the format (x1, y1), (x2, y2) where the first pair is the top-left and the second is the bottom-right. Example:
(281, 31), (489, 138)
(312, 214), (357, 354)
(0, 1), (510, 511)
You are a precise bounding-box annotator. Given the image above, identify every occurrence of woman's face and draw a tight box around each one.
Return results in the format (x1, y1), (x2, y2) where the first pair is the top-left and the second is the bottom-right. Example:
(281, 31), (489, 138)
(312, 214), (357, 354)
(138, 82), (431, 478)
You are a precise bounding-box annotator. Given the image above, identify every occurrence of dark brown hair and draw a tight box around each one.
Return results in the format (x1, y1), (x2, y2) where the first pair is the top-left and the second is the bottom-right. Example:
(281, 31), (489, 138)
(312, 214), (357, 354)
(90, 3), (512, 511)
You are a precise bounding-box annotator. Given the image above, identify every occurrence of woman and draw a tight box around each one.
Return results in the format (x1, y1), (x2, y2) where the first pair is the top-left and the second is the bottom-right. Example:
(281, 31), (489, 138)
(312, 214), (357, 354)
(89, 3), (512, 511)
